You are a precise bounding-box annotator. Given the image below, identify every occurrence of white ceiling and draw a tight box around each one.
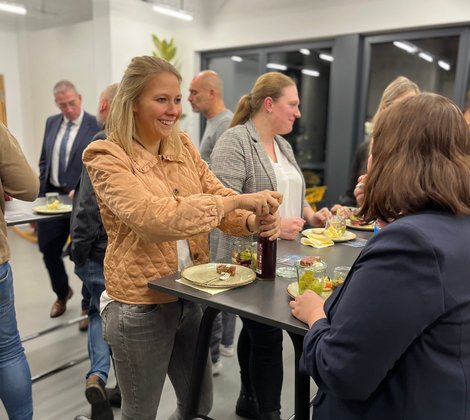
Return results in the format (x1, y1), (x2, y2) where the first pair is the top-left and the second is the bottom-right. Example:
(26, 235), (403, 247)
(0, 0), (93, 30)
(0, 0), (327, 31)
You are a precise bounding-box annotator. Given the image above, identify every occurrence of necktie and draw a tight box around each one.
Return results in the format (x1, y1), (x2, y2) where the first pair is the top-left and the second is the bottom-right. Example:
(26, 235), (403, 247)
(58, 121), (73, 186)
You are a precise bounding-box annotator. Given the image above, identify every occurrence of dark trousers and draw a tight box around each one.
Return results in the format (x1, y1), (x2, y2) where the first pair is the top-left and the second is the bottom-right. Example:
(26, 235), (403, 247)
(37, 218), (70, 300)
(238, 317), (283, 413)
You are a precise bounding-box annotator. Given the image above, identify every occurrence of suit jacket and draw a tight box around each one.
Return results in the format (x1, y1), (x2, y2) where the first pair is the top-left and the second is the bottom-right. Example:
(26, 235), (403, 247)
(301, 211), (470, 420)
(70, 130), (108, 266)
(39, 111), (100, 195)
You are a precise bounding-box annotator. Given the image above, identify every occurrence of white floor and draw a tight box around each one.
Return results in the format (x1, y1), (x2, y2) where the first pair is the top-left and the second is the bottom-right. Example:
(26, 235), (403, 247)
(1, 227), (315, 420)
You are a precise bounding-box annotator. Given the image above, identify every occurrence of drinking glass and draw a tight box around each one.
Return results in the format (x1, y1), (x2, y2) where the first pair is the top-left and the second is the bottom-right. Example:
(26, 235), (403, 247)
(232, 240), (256, 269)
(45, 192), (60, 207)
(324, 215), (346, 239)
(295, 259), (327, 295)
(332, 266), (350, 290)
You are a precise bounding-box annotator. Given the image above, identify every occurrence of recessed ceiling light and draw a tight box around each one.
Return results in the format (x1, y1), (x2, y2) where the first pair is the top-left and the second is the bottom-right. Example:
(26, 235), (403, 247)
(418, 52), (433, 63)
(152, 3), (193, 21)
(0, 2), (27, 15)
(437, 60), (451, 71)
(319, 53), (334, 62)
(266, 63), (287, 71)
(302, 69), (320, 77)
(393, 41), (418, 54)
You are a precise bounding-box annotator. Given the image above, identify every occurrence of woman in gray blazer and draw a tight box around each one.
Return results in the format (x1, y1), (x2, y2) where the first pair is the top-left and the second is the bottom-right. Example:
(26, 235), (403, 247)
(211, 72), (330, 420)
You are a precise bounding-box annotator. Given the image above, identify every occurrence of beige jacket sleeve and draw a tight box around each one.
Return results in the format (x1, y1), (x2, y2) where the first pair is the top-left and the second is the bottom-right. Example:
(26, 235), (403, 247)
(0, 123), (39, 203)
(83, 135), (251, 243)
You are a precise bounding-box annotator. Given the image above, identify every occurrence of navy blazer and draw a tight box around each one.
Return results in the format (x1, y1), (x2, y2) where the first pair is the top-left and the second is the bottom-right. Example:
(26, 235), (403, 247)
(39, 111), (100, 195)
(301, 211), (470, 420)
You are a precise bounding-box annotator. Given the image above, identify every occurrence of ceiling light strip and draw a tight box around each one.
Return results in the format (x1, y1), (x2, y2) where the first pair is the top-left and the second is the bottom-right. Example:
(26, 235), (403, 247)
(302, 69), (320, 77)
(152, 4), (193, 21)
(266, 63), (287, 71)
(0, 2), (27, 15)
(319, 53), (334, 62)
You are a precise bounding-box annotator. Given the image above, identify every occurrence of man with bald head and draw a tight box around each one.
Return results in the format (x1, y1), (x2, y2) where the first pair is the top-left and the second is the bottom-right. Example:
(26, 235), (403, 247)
(188, 70), (233, 163)
(189, 71), (235, 375)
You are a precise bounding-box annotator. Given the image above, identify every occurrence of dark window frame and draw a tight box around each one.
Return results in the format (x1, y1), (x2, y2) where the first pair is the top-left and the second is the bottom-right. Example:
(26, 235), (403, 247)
(357, 26), (470, 151)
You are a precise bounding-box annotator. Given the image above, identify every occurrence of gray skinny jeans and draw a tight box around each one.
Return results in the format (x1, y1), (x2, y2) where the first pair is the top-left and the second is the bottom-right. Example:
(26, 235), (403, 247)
(102, 299), (213, 420)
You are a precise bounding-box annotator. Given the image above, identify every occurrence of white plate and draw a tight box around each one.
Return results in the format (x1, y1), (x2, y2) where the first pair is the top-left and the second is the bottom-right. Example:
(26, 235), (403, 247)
(326, 230), (357, 242)
(32, 204), (73, 214)
(181, 263), (256, 289)
(287, 282), (332, 299)
(346, 220), (375, 231)
(302, 228), (357, 242)
(301, 228), (325, 236)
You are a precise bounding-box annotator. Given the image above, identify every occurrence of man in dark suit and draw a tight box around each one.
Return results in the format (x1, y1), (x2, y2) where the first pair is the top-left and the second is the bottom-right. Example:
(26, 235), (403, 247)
(37, 80), (100, 318)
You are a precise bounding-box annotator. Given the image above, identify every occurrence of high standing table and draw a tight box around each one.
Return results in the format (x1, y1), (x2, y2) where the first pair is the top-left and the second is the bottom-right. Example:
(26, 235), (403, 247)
(5, 195), (72, 226)
(148, 231), (371, 420)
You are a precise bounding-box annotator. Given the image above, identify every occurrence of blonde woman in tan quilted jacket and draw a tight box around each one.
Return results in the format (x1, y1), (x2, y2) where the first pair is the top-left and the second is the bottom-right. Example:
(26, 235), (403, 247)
(82, 56), (282, 420)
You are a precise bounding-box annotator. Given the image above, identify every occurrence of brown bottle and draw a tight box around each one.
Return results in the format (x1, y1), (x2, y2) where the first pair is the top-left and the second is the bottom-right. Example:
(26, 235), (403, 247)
(256, 235), (277, 279)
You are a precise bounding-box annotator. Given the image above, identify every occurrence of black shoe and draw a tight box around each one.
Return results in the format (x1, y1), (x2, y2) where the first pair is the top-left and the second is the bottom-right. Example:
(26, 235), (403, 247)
(85, 375), (113, 420)
(91, 401), (113, 420)
(259, 410), (281, 420)
(106, 385), (122, 408)
(235, 386), (261, 419)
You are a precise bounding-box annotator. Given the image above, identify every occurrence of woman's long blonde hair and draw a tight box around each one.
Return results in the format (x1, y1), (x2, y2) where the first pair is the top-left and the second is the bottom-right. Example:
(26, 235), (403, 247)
(107, 56), (182, 157)
(230, 72), (296, 128)
(371, 76), (420, 127)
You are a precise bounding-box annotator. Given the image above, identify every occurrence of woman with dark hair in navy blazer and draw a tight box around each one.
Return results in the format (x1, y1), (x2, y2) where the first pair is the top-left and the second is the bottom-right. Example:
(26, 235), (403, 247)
(290, 93), (470, 420)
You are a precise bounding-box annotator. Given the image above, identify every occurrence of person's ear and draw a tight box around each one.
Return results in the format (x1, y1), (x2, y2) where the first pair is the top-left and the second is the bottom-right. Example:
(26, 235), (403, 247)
(98, 99), (107, 114)
(264, 97), (273, 113)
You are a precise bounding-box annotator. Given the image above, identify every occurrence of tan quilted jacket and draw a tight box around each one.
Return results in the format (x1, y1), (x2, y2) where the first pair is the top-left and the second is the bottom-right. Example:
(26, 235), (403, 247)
(83, 132), (251, 304)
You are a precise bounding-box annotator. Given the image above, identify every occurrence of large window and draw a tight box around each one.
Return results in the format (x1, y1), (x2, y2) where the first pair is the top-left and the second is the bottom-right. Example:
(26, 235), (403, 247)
(205, 53), (260, 113)
(201, 27), (470, 204)
(366, 35), (459, 121)
(266, 49), (331, 186)
(203, 43), (333, 187)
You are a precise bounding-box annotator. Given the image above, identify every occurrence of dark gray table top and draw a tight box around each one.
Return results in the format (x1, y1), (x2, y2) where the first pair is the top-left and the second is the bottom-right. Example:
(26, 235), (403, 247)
(5, 195), (72, 226)
(149, 230), (371, 336)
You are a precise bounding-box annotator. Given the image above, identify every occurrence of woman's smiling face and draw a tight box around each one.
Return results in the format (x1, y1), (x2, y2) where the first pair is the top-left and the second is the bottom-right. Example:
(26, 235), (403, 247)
(133, 72), (182, 143)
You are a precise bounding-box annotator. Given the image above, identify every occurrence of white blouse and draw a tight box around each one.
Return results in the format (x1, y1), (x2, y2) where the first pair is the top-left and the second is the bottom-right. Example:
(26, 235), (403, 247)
(270, 141), (303, 219)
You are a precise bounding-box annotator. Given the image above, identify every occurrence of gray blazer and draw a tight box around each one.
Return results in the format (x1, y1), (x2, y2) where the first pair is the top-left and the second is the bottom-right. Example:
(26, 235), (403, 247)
(210, 119), (308, 259)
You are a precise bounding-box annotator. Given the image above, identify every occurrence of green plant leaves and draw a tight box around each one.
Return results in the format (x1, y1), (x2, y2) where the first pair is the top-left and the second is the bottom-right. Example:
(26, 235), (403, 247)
(152, 34), (177, 63)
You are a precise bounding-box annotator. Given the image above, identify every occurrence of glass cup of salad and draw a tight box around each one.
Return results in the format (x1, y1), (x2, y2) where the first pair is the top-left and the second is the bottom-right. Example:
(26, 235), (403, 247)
(295, 257), (327, 296)
(232, 240), (256, 270)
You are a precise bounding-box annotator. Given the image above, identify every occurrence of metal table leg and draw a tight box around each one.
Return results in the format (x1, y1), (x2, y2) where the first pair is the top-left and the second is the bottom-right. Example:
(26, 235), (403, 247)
(185, 306), (220, 420)
(287, 332), (310, 420)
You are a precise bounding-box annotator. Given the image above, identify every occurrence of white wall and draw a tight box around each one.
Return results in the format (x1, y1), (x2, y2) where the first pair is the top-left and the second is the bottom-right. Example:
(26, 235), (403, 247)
(0, 27), (28, 154)
(108, 0), (196, 134)
(26, 21), (97, 164)
(182, 0), (470, 50)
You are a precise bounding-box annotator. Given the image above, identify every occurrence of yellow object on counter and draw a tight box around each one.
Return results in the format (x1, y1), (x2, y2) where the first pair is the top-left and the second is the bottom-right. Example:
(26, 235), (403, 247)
(46, 199), (62, 210)
(300, 234), (334, 249)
